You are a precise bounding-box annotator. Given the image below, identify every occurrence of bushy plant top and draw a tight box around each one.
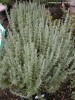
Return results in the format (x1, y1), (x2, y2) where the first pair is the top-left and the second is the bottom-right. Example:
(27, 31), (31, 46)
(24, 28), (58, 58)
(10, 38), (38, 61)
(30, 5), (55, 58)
(0, 2), (75, 99)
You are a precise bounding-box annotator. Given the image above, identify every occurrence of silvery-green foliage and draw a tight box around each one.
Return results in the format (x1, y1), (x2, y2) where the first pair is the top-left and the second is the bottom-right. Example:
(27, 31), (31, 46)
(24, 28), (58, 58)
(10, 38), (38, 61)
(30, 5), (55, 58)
(33, 0), (60, 3)
(0, 2), (75, 99)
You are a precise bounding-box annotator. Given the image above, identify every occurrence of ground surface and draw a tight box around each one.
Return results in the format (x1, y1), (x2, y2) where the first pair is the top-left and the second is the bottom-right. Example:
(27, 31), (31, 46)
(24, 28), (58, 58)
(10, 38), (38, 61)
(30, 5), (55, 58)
(0, 79), (74, 100)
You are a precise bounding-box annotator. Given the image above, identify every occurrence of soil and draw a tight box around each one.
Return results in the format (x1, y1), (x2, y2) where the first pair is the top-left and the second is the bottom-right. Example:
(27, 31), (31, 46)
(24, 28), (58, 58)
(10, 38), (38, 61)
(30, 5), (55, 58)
(0, 88), (28, 100)
(43, 79), (74, 100)
(0, 88), (19, 100)
(0, 79), (74, 100)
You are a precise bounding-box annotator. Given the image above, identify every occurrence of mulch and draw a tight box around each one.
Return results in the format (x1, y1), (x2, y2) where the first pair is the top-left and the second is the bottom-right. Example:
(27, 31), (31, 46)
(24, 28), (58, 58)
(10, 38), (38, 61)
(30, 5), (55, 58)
(47, 79), (74, 100)
(0, 88), (21, 100)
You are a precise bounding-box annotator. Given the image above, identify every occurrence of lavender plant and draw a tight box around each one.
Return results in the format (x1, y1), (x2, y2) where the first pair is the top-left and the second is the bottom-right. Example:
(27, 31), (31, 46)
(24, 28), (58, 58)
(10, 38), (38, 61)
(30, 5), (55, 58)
(0, 2), (75, 99)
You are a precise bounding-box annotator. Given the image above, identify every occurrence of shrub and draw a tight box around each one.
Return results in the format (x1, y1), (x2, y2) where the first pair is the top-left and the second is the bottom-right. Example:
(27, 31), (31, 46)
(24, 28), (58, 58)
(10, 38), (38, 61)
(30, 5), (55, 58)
(0, 2), (75, 99)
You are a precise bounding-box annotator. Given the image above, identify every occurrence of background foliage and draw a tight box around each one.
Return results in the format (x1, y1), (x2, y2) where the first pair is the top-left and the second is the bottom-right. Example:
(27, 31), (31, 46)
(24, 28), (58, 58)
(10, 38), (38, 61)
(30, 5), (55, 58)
(0, 0), (61, 5)
(0, 0), (13, 4)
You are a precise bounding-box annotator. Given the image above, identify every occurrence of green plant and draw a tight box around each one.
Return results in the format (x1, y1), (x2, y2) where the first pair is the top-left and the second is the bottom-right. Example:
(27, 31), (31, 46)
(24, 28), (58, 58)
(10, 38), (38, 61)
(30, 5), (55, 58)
(0, 2), (75, 99)
(0, 0), (12, 4)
